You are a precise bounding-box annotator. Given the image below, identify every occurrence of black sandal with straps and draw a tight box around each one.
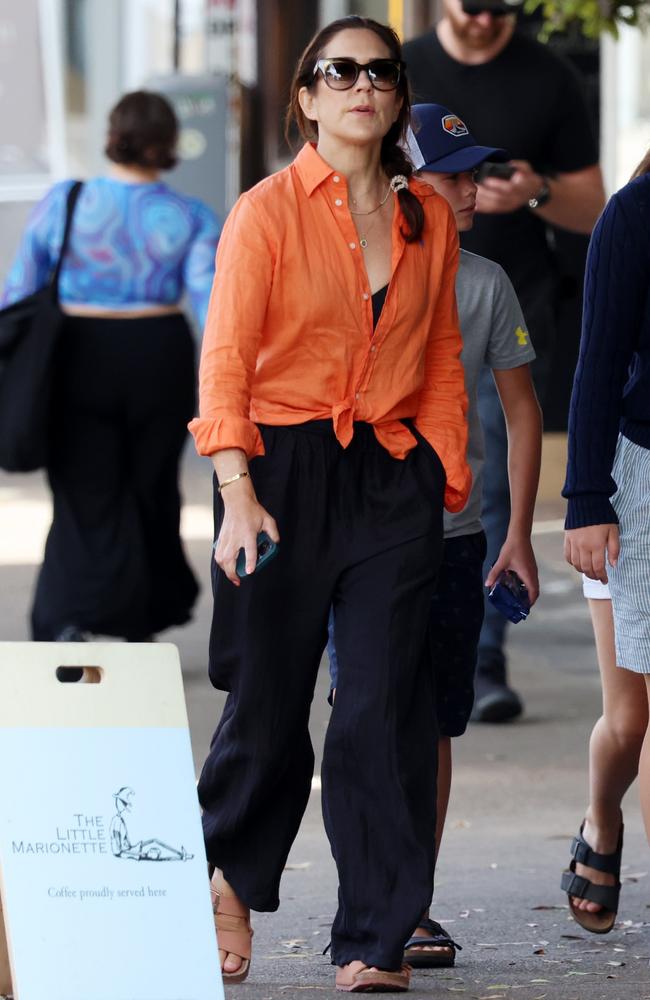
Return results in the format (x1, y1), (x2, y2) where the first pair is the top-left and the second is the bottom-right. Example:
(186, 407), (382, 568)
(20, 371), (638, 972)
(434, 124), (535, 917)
(560, 821), (623, 934)
(403, 917), (462, 968)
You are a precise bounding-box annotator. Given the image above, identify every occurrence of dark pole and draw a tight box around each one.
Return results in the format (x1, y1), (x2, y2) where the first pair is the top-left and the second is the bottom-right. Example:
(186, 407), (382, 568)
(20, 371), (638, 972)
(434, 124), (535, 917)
(173, 0), (181, 71)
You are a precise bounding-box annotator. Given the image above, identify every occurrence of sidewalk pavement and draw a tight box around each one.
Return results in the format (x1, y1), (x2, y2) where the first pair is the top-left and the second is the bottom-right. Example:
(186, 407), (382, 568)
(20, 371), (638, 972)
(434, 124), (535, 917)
(1, 445), (649, 1000)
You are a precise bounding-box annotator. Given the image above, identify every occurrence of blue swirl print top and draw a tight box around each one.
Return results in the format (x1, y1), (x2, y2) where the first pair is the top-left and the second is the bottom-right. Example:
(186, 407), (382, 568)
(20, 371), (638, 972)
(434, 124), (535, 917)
(1, 177), (221, 328)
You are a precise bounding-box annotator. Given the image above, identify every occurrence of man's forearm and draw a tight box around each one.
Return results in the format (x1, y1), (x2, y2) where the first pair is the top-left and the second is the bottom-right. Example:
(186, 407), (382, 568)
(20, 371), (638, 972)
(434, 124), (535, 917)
(534, 171), (606, 235)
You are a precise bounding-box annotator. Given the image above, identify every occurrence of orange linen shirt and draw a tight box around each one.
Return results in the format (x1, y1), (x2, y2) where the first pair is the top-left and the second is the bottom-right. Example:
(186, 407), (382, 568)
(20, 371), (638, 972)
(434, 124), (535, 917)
(189, 143), (471, 512)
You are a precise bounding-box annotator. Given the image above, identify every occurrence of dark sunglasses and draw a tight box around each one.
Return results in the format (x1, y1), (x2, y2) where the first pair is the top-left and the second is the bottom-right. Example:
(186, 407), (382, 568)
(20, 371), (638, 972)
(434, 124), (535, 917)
(313, 58), (404, 92)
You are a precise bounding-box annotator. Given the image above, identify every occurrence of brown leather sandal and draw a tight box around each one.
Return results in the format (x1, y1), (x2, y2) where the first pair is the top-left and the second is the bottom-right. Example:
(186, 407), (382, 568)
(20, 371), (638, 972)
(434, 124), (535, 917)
(210, 871), (253, 984)
(335, 962), (411, 993)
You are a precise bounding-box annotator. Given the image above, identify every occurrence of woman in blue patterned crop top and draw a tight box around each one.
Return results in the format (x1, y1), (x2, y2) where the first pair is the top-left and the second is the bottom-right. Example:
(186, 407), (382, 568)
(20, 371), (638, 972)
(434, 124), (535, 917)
(1, 91), (221, 642)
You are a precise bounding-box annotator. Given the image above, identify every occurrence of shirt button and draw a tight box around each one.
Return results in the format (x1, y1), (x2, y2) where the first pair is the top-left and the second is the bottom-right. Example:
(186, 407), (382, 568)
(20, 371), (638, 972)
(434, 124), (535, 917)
(355, 392), (360, 400)
(370, 345), (377, 352)
(333, 175), (340, 183)
(363, 293), (369, 301)
(349, 242), (356, 250)
(335, 198), (343, 207)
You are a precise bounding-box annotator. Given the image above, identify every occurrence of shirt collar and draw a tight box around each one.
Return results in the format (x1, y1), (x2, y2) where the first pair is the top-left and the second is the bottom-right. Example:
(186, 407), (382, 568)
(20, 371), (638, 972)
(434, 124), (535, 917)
(294, 143), (337, 197)
(293, 141), (437, 204)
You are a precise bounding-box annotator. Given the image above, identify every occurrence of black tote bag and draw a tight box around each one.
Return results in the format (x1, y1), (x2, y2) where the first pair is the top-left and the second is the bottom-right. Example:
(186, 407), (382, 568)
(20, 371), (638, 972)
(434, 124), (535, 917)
(0, 181), (83, 472)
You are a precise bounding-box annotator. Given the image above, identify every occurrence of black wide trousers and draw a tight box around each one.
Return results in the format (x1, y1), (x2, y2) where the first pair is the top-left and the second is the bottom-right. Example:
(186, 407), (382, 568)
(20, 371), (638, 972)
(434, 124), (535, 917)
(32, 314), (199, 640)
(198, 421), (445, 969)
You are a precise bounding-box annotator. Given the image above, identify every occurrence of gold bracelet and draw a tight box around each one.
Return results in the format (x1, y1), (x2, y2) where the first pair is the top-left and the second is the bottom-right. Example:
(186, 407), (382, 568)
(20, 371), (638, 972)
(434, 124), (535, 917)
(217, 471), (249, 493)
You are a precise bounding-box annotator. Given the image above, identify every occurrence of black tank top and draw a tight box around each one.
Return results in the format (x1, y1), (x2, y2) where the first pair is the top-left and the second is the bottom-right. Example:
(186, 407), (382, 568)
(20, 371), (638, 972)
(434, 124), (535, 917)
(372, 284), (388, 330)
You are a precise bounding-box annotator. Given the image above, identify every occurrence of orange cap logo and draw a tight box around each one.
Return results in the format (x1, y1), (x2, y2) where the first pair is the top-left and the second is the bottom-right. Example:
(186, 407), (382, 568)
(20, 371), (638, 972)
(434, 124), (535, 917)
(442, 114), (469, 138)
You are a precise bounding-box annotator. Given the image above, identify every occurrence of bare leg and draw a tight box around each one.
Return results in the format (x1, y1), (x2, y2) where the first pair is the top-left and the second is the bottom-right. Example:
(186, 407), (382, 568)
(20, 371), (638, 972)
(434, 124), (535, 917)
(573, 599), (647, 913)
(435, 736), (452, 862)
(638, 677), (650, 846)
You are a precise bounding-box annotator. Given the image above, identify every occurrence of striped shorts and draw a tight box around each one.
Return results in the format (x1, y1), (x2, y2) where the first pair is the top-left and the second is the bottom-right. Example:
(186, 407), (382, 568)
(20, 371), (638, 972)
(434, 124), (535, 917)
(609, 434), (650, 673)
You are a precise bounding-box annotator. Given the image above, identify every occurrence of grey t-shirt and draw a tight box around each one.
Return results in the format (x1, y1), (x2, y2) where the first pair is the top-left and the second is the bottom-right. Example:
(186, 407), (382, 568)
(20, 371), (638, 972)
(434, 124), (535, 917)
(444, 249), (536, 539)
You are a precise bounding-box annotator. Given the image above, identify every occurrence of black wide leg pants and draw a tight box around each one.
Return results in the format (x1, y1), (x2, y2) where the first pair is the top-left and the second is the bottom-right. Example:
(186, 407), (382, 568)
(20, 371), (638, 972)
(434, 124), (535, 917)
(198, 421), (445, 969)
(32, 314), (199, 640)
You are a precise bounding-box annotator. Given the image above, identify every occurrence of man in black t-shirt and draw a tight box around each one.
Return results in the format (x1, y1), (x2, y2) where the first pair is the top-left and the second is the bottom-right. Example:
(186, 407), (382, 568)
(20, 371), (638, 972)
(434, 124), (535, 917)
(404, 0), (605, 723)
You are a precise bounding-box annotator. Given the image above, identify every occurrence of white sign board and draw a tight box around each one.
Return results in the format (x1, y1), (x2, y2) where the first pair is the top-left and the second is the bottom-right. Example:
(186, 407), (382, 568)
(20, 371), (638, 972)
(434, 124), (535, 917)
(0, 643), (223, 1000)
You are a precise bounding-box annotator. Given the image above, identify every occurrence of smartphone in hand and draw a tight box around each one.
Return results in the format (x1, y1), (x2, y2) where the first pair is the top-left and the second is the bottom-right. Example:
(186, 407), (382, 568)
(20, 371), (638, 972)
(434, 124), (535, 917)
(235, 531), (278, 579)
(475, 162), (516, 183)
(487, 569), (530, 624)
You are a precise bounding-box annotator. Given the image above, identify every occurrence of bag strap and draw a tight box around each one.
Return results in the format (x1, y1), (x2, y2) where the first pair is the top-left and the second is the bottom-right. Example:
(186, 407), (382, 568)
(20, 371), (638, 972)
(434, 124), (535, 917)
(50, 180), (84, 299)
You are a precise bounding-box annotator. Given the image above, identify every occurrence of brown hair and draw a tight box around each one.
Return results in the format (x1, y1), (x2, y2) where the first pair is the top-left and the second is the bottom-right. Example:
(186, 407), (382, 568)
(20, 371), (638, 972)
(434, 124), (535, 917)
(286, 16), (424, 243)
(631, 148), (650, 181)
(105, 91), (178, 171)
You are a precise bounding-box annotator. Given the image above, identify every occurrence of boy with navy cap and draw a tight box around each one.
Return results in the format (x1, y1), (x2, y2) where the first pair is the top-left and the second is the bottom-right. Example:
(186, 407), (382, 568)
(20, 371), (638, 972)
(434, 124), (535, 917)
(327, 103), (542, 969)
(405, 103), (542, 965)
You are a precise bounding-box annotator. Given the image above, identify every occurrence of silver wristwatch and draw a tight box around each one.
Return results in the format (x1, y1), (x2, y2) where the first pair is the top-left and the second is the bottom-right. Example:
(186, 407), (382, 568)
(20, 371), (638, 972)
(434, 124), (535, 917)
(528, 179), (551, 210)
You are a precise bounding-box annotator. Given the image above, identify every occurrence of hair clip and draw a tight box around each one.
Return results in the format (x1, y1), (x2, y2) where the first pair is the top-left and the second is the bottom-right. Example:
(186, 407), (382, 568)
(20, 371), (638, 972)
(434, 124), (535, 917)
(389, 174), (409, 193)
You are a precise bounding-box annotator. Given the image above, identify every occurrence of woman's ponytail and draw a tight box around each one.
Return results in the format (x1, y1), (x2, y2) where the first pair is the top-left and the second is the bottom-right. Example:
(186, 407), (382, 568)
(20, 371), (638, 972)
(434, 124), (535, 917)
(382, 138), (424, 244)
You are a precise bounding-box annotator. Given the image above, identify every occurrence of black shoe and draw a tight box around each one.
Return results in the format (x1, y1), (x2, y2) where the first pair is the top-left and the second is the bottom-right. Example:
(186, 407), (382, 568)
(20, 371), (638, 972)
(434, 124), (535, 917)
(53, 625), (88, 642)
(471, 662), (523, 723)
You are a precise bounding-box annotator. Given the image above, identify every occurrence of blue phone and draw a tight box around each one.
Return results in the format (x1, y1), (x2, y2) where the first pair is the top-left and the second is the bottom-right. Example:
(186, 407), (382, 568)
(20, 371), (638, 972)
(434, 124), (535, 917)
(487, 569), (530, 624)
(235, 531), (278, 579)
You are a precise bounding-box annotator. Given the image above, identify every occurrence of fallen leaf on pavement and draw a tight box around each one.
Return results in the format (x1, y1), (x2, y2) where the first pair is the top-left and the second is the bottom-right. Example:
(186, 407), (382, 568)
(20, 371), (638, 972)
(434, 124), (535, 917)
(280, 986), (329, 991)
(281, 938), (308, 948)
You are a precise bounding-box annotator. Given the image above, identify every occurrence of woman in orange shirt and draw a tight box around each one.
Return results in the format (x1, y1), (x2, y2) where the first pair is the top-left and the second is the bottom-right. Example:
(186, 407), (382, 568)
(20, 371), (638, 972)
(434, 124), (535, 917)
(190, 15), (470, 994)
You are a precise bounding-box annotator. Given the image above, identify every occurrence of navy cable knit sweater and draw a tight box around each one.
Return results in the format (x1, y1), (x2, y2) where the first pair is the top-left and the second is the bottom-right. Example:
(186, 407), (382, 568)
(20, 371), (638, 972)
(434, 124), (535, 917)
(563, 173), (650, 528)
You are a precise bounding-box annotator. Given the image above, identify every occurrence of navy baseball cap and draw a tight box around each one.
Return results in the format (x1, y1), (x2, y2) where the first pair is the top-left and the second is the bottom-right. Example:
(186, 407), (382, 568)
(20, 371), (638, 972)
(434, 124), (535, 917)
(406, 103), (509, 173)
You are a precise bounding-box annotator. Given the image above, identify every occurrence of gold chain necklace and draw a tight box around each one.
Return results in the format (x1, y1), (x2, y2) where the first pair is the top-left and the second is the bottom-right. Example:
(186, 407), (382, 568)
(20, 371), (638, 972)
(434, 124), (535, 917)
(351, 187), (391, 249)
(349, 185), (391, 217)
